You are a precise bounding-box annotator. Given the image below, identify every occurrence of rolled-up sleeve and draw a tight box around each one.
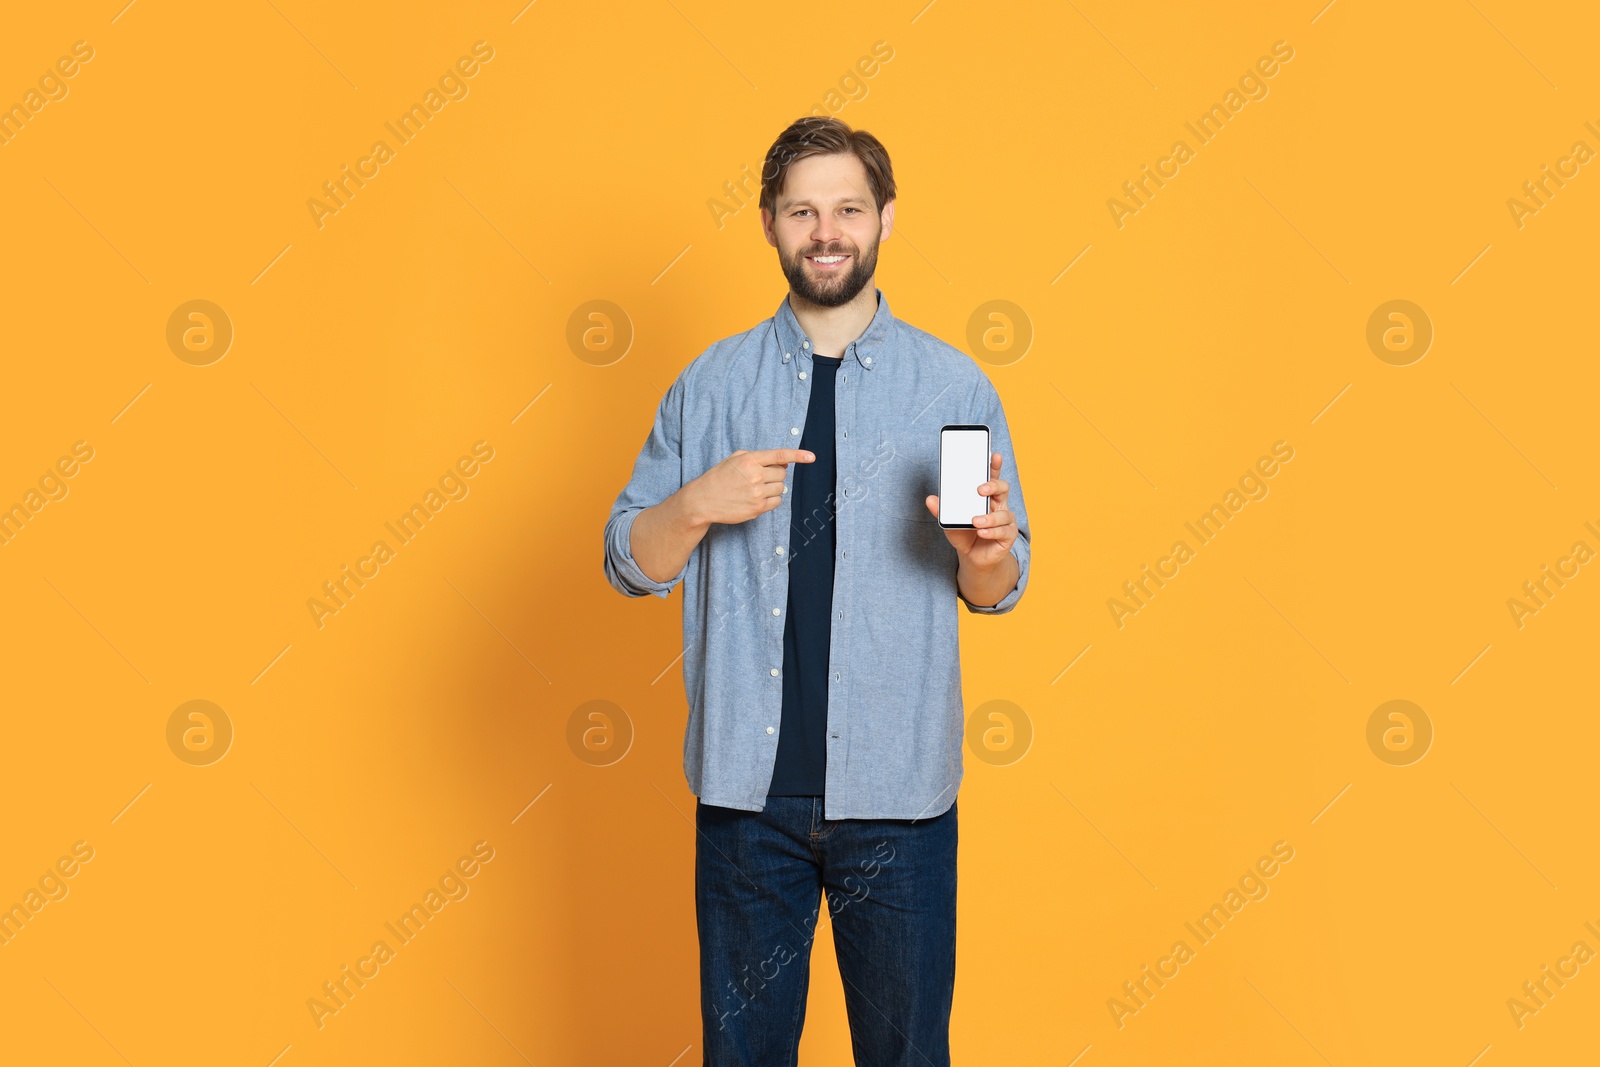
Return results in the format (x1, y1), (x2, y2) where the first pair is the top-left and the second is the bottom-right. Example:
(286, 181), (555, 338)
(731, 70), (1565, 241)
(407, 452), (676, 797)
(603, 370), (690, 599)
(961, 378), (1030, 615)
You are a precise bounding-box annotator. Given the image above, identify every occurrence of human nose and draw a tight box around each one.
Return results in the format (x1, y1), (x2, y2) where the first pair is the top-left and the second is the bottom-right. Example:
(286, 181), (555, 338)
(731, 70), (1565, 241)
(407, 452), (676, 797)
(810, 213), (841, 245)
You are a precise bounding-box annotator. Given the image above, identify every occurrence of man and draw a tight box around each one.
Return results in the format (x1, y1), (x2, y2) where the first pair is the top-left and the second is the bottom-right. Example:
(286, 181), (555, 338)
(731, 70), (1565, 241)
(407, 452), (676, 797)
(602, 115), (1031, 1065)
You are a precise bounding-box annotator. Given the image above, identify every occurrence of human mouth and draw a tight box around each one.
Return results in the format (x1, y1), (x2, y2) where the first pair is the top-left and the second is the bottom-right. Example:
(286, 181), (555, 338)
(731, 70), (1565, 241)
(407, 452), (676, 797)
(806, 254), (850, 271)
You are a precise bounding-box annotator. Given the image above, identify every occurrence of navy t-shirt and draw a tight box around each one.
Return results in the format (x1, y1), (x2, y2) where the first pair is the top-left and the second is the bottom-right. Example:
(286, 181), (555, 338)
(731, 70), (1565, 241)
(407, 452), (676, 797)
(766, 353), (841, 797)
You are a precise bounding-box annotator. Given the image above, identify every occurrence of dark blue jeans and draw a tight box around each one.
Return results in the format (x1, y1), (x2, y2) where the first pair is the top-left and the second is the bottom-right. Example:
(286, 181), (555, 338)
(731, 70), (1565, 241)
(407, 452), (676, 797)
(695, 795), (958, 1066)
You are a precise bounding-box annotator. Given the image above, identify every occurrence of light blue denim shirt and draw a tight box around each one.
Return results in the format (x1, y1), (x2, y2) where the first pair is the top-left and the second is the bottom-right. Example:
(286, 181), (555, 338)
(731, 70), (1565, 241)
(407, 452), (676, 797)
(603, 288), (1031, 819)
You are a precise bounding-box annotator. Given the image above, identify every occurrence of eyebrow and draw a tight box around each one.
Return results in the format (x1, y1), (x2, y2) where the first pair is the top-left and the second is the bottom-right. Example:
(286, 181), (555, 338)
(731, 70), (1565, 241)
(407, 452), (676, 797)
(781, 195), (869, 211)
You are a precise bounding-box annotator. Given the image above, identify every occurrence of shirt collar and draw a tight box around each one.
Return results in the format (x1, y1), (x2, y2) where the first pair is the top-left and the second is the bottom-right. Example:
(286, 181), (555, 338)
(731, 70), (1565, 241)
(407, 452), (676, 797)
(773, 287), (894, 371)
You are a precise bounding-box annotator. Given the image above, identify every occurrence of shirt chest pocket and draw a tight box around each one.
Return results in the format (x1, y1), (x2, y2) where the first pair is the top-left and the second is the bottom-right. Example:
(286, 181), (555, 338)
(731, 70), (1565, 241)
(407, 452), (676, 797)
(863, 425), (939, 523)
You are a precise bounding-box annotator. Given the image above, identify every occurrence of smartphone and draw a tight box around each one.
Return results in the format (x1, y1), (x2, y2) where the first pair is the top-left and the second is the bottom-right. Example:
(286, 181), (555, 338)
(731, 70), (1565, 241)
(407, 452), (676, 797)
(938, 424), (991, 529)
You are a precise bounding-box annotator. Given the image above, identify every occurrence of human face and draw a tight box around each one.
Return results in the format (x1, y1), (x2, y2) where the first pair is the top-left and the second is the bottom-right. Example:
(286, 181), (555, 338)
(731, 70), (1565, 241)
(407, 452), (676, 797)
(763, 152), (891, 308)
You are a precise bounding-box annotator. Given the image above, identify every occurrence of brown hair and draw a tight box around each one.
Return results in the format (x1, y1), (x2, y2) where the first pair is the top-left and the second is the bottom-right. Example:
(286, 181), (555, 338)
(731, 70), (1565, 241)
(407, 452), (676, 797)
(759, 115), (897, 217)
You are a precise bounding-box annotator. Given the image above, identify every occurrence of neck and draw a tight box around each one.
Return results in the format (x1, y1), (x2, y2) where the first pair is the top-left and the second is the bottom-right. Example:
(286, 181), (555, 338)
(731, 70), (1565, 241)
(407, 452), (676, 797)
(788, 282), (877, 359)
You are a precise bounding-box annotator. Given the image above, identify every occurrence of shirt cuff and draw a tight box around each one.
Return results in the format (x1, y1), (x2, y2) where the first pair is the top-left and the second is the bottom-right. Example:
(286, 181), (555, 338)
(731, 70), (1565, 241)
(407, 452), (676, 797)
(960, 538), (1027, 615)
(605, 507), (684, 599)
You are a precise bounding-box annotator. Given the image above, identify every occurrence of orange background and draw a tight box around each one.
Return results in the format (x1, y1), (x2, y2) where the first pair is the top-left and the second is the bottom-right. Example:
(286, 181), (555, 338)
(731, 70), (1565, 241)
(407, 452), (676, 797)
(2, 1), (1598, 1064)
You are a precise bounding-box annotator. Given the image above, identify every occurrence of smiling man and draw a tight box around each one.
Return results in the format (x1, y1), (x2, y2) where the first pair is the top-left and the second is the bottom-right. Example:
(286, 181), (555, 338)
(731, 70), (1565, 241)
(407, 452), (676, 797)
(602, 115), (1032, 1065)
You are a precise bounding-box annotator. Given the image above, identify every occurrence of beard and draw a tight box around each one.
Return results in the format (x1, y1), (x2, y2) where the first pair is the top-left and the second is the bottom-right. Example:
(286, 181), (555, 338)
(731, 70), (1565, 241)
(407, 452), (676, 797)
(779, 231), (879, 308)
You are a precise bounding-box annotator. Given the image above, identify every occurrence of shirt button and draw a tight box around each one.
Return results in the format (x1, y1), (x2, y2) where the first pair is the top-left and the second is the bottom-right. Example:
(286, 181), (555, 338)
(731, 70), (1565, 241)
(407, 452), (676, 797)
(803, 341), (810, 349)
(775, 545), (784, 555)
(863, 356), (872, 365)
(766, 726), (775, 734)
(770, 668), (780, 677)
(790, 427), (799, 435)
(783, 352), (790, 361)
(771, 607), (780, 616)
(799, 371), (807, 380)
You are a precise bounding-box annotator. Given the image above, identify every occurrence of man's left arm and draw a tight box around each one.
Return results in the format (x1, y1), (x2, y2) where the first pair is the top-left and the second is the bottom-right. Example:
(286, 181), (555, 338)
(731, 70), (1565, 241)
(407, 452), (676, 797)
(954, 380), (1030, 614)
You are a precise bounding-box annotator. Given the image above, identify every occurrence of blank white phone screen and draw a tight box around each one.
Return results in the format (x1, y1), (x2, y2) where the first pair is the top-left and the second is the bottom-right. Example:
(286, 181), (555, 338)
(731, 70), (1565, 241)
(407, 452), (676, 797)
(939, 428), (989, 526)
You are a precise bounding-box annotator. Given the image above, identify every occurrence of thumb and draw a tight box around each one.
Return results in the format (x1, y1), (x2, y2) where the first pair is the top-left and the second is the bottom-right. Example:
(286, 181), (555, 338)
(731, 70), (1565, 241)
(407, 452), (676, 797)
(924, 494), (939, 518)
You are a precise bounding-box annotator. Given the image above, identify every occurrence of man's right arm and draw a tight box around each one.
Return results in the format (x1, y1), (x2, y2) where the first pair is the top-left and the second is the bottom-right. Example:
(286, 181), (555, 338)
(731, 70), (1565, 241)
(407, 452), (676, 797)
(602, 371), (695, 599)
(621, 445), (810, 590)
(603, 370), (812, 599)
(628, 487), (712, 586)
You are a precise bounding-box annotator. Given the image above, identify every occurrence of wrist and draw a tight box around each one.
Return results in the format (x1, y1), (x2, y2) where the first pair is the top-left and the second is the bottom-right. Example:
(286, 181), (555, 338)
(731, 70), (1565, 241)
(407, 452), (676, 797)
(958, 545), (1012, 572)
(669, 481), (712, 532)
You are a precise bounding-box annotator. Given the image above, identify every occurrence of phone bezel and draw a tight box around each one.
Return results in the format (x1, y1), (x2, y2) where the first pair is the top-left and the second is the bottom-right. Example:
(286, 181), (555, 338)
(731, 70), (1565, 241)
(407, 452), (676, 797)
(937, 424), (991, 529)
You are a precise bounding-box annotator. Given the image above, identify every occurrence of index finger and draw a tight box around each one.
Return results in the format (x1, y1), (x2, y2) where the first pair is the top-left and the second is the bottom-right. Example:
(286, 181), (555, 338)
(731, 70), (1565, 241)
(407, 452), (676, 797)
(748, 448), (816, 465)
(984, 453), (1008, 505)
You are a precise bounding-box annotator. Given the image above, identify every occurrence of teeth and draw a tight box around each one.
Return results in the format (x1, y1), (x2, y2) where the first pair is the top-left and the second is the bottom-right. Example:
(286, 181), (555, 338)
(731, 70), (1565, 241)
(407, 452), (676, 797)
(812, 255), (846, 264)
